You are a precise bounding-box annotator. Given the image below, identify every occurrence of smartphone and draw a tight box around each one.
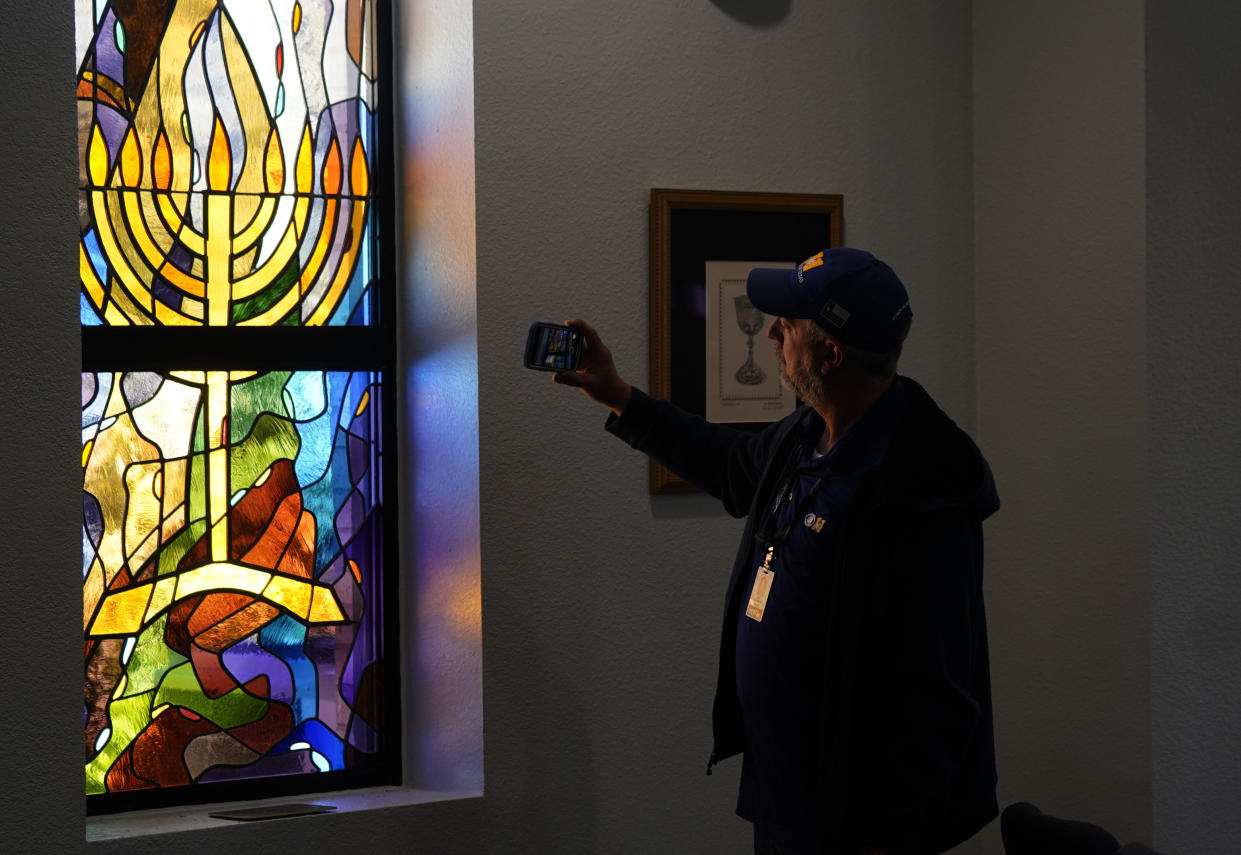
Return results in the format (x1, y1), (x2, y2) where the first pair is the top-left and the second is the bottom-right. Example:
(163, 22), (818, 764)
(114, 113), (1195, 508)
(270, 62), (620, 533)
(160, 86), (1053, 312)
(524, 322), (584, 372)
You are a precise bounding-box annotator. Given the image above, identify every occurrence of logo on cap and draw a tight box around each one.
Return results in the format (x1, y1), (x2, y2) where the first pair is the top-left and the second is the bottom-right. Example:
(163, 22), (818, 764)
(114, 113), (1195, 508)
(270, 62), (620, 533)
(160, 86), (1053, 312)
(797, 251), (825, 283)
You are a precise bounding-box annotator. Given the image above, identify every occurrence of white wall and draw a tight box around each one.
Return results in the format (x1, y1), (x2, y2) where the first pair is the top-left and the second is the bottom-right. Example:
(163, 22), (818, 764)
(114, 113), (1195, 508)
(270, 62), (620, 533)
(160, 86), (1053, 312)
(472, 0), (975, 852)
(1147, 2), (1241, 852)
(11, 0), (1239, 853)
(974, 1), (1150, 849)
(6, 0), (978, 851)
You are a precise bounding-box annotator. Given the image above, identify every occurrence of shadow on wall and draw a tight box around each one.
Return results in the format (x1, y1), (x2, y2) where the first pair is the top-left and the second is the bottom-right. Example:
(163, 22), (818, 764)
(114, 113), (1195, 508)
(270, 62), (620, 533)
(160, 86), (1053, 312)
(709, 0), (792, 28)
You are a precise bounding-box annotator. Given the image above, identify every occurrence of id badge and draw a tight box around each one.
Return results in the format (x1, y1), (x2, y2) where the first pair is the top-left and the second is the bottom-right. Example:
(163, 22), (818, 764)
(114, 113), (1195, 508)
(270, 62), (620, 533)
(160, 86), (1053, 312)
(746, 549), (775, 622)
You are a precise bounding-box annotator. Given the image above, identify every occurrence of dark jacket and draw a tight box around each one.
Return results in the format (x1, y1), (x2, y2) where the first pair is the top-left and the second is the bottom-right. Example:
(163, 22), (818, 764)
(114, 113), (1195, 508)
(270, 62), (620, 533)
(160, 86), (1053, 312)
(607, 377), (999, 854)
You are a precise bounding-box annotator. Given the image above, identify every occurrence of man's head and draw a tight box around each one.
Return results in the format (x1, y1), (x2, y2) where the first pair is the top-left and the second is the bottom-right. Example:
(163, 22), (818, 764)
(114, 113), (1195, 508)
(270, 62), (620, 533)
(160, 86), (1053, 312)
(746, 248), (912, 352)
(747, 249), (912, 397)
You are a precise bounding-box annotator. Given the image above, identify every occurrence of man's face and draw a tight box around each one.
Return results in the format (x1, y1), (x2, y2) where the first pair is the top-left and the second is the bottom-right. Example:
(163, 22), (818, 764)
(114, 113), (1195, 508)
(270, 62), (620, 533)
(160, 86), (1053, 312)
(767, 316), (823, 405)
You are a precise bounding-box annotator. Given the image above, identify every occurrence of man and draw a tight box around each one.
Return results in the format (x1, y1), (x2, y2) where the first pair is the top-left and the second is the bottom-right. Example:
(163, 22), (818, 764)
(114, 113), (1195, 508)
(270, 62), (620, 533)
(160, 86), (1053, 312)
(554, 248), (999, 854)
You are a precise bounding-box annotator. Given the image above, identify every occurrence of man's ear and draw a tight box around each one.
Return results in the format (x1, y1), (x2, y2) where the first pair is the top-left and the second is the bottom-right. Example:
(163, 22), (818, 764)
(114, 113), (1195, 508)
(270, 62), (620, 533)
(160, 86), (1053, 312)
(819, 338), (845, 375)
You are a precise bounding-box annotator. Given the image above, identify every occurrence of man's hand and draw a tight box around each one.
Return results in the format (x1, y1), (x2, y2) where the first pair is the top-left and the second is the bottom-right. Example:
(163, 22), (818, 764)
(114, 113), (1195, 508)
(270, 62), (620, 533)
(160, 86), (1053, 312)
(551, 318), (632, 415)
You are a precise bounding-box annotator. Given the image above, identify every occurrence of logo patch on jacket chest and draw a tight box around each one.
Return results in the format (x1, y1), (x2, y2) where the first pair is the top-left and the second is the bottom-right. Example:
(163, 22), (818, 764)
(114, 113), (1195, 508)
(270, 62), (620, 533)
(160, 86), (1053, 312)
(803, 513), (827, 533)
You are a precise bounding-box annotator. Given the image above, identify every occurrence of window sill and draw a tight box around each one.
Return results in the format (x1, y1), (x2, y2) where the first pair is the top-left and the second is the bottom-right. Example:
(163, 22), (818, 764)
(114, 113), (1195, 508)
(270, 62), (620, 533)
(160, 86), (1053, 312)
(86, 786), (483, 843)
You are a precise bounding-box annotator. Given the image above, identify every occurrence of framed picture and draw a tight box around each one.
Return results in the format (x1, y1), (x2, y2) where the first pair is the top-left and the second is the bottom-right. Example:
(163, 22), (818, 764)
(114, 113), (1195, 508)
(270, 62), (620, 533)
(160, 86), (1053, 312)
(648, 188), (843, 494)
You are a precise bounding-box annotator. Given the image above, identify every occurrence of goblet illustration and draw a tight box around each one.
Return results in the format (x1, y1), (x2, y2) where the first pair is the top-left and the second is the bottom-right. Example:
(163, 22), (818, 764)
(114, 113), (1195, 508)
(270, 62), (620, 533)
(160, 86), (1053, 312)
(733, 296), (767, 386)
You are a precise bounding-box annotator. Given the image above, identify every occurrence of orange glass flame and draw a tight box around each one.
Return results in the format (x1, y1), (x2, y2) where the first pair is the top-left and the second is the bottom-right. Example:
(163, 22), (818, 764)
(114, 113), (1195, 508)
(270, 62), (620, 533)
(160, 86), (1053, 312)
(153, 129), (172, 190)
(322, 138), (342, 195)
(350, 137), (369, 197)
(207, 115), (231, 191)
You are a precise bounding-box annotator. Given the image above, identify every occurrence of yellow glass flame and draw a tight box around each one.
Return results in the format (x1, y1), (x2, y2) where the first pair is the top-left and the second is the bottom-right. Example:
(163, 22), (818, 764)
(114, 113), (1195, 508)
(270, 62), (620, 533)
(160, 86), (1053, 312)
(120, 127), (142, 188)
(296, 123), (313, 193)
(88, 123), (108, 187)
(264, 127), (284, 193)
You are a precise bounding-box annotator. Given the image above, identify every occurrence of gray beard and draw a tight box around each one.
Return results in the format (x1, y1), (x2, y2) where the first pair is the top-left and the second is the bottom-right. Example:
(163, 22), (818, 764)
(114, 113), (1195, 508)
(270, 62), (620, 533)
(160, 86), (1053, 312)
(778, 355), (824, 409)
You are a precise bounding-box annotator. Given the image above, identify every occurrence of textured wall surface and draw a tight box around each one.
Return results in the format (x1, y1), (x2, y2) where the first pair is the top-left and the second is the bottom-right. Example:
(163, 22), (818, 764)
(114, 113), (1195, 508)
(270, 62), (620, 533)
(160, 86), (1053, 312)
(975, 0), (1150, 849)
(6, 0), (977, 851)
(1147, 2), (1241, 852)
(1, 2), (86, 853)
(472, 0), (975, 852)
(22, 0), (1237, 852)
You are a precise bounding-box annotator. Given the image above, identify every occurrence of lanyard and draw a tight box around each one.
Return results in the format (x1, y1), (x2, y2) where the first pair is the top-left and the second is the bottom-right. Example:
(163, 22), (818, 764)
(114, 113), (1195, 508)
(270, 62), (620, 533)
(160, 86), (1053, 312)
(753, 454), (831, 549)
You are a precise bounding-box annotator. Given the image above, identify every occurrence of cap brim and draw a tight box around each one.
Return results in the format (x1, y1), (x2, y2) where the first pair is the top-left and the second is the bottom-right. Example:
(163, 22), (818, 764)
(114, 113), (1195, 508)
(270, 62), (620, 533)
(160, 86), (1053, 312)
(746, 266), (806, 319)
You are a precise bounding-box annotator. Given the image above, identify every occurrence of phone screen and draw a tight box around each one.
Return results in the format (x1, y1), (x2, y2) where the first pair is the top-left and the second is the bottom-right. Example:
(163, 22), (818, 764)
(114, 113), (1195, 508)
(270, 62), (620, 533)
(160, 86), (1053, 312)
(525, 323), (583, 371)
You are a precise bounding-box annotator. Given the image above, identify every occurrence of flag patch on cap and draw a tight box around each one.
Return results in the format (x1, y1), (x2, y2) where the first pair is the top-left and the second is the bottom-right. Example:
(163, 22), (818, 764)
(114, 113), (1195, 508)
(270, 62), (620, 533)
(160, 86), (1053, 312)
(819, 300), (850, 329)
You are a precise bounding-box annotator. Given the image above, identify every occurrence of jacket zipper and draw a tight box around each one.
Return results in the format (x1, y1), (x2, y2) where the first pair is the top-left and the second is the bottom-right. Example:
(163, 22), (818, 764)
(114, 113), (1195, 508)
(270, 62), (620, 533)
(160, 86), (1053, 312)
(705, 752), (721, 776)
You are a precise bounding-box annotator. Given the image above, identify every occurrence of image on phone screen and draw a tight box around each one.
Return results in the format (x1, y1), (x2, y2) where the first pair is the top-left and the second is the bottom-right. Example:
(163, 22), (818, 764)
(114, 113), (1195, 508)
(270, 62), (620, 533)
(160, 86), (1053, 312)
(525, 323), (582, 371)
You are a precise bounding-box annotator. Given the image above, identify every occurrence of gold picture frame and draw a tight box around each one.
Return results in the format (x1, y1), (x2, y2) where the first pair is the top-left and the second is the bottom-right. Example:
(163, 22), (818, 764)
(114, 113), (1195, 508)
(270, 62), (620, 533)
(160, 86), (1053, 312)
(648, 188), (844, 494)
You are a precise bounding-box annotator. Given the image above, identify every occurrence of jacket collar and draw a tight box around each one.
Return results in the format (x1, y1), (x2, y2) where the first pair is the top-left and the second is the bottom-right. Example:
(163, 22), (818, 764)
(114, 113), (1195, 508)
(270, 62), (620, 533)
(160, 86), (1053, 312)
(860, 377), (1000, 520)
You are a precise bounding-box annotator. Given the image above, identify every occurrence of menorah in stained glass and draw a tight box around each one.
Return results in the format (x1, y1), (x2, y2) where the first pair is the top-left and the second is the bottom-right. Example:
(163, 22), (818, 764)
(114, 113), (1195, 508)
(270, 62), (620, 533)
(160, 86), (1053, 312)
(79, 1), (375, 328)
(78, 0), (389, 800)
(85, 370), (349, 641)
(82, 367), (385, 794)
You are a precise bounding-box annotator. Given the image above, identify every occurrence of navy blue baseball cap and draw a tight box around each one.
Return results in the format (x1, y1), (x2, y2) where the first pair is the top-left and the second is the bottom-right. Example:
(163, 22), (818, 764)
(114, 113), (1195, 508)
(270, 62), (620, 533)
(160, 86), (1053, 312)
(746, 248), (913, 352)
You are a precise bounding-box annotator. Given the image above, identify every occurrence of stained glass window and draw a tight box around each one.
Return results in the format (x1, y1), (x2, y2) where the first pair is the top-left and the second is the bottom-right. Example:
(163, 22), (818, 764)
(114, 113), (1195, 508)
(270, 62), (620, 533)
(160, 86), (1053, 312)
(77, 0), (397, 812)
